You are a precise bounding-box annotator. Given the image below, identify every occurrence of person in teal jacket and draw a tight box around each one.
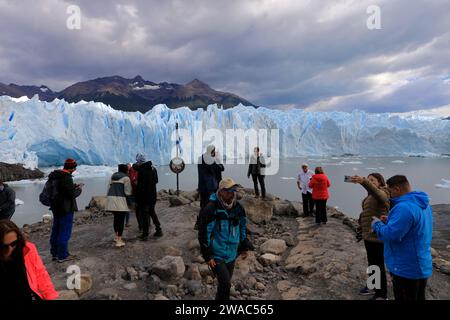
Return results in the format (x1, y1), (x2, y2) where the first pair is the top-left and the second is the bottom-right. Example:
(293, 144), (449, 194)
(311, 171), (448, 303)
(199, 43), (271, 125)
(198, 177), (253, 300)
(372, 175), (433, 301)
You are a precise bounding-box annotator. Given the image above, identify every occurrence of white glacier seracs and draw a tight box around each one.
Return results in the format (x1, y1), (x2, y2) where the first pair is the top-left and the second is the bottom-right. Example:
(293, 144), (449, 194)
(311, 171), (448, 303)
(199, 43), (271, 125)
(0, 95), (449, 168)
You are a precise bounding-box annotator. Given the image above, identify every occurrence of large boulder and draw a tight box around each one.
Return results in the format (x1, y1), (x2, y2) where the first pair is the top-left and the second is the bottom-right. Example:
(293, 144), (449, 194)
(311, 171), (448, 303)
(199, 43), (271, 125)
(180, 190), (199, 202)
(260, 239), (288, 255)
(0, 162), (44, 182)
(169, 195), (192, 207)
(239, 196), (273, 224)
(273, 200), (299, 217)
(88, 196), (107, 211)
(74, 274), (93, 296)
(258, 253), (282, 266)
(152, 256), (186, 281)
(184, 264), (202, 281)
(233, 252), (264, 278)
(57, 290), (80, 300)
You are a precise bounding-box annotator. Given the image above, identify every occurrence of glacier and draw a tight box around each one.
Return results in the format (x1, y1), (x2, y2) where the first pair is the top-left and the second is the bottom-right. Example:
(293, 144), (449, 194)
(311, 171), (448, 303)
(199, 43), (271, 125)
(0, 95), (449, 168)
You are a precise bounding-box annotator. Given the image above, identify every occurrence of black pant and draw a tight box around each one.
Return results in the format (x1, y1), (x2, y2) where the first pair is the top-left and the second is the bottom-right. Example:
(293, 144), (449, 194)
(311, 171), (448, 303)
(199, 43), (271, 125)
(213, 260), (235, 300)
(314, 199), (327, 223)
(252, 174), (266, 198)
(135, 205), (143, 231)
(301, 192), (314, 216)
(140, 204), (161, 236)
(113, 212), (127, 237)
(364, 240), (387, 298)
(391, 274), (428, 301)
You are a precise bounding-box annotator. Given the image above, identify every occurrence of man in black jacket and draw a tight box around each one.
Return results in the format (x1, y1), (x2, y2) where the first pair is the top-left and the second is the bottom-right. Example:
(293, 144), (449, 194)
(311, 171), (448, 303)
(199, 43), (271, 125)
(247, 147), (266, 199)
(48, 158), (82, 263)
(0, 181), (16, 220)
(135, 155), (161, 240)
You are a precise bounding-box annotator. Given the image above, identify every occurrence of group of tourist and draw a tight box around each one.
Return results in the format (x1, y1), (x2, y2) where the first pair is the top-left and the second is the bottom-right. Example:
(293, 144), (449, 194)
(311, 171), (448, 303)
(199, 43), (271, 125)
(0, 148), (434, 302)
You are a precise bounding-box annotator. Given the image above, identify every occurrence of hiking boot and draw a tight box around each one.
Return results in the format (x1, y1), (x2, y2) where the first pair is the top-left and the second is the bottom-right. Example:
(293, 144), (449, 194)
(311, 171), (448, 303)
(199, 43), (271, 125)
(359, 286), (375, 296)
(138, 234), (149, 241)
(57, 254), (78, 263)
(154, 230), (163, 237)
(369, 295), (387, 301)
(115, 239), (126, 247)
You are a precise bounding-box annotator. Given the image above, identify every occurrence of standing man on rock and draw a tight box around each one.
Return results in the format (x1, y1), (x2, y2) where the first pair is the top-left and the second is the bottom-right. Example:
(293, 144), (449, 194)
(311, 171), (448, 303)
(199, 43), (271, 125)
(296, 163), (314, 217)
(135, 154), (162, 240)
(0, 180), (16, 220)
(198, 178), (253, 300)
(48, 158), (82, 263)
(247, 147), (266, 199)
(372, 175), (433, 301)
(195, 145), (224, 230)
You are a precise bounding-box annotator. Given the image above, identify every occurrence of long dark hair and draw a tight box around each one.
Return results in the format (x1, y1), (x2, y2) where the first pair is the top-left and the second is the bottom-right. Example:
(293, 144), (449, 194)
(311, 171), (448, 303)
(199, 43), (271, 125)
(0, 220), (26, 263)
(368, 173), (386, 187)
(315, 167), (324, 174)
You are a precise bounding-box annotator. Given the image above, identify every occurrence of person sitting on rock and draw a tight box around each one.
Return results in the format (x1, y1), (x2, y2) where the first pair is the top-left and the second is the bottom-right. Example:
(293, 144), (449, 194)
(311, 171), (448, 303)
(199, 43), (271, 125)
(0, 180), (16, 220)
(198, 177), (253, 300)
(0, 220), (59, 300)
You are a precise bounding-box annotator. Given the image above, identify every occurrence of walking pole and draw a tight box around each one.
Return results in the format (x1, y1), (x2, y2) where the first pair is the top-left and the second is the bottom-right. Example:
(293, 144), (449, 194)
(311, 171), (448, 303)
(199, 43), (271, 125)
(176, 122), (180, 196)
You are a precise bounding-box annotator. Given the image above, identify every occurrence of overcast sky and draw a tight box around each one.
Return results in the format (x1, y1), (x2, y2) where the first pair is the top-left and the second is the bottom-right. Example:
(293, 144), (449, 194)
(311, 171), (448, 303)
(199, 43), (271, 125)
(1, 0), (449, 112)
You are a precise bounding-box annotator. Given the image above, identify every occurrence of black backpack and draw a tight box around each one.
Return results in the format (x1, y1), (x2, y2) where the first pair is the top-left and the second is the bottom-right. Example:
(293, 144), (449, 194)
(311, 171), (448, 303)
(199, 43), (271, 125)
(39, 177), (61, 208)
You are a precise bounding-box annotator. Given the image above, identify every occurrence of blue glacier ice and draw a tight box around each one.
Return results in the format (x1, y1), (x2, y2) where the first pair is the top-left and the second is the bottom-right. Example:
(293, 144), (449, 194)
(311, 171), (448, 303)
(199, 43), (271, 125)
(0, 95), (449, 168)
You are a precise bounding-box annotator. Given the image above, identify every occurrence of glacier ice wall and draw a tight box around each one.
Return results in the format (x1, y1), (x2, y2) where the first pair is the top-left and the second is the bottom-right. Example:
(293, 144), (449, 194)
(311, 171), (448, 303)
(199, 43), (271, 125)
(1, 95), (449, 168)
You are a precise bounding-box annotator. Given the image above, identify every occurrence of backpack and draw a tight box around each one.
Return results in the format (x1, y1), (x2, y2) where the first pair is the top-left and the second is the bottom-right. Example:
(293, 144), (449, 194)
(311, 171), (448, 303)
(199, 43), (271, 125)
(39, 177), (61, 208)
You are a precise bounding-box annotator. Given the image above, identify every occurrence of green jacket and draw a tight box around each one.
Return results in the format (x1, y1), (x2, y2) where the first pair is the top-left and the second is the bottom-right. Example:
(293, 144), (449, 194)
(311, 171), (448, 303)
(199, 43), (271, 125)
(358, 178), (390, 243)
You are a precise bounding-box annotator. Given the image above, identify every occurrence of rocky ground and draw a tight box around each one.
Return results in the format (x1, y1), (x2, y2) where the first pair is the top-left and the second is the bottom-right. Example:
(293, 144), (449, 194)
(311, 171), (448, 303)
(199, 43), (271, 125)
(0, 162), (44, 182)
(24, 189), (450, 300)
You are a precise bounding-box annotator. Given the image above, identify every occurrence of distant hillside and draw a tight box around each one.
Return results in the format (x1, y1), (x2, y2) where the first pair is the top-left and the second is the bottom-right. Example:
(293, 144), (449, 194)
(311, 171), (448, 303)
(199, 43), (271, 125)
(0, 75), (256, 112)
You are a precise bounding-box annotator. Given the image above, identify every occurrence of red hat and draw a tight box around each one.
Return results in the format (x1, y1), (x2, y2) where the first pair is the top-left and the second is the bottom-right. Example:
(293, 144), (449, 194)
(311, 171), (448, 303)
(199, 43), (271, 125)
(64, 158), (77, 170)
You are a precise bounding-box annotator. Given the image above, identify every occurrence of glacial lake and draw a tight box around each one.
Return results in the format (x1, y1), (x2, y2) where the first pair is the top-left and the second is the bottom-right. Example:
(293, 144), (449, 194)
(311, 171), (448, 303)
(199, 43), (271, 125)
(8, 156), (450, 227)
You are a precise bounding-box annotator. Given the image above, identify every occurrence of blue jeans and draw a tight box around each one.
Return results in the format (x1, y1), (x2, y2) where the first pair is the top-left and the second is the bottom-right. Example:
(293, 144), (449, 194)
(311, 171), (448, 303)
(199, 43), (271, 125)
(50, 212), (74, 260)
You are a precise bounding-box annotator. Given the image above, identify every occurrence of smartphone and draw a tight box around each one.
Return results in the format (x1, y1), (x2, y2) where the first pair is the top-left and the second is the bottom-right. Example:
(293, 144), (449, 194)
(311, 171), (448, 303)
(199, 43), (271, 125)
(344, 176), (352, 183)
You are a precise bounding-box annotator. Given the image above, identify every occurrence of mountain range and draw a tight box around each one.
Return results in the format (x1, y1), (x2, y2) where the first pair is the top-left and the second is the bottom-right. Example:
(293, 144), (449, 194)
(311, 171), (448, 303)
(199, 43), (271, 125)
(0, 75), (256, 112)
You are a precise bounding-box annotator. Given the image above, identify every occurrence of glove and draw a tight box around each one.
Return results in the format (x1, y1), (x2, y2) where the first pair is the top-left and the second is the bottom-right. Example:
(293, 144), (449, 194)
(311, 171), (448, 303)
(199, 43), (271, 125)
(371, 216), (382, 230)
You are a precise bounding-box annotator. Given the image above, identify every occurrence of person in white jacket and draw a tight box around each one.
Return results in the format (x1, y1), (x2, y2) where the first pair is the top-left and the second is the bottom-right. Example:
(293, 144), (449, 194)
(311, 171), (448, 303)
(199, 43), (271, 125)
(297, 163), (314, 217)
(106, 164), (132, 247)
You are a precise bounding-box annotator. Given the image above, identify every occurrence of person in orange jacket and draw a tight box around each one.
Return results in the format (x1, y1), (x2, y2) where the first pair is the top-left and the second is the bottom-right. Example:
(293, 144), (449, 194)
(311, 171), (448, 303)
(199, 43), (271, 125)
(309, 167), (331, 225)
(0, 220), (58, 300)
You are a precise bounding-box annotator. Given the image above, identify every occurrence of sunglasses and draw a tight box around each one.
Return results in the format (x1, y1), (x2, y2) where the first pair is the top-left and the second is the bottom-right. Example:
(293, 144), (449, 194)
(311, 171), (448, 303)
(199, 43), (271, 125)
(223, 187), (237, 193)
(1, 239), (19, 251)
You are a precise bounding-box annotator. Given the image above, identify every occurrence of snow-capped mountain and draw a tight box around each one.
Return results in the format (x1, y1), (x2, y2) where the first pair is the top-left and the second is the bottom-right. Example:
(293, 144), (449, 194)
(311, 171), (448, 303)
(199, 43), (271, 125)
(0, 95), (449, 168)
(0, 75), (256, 112)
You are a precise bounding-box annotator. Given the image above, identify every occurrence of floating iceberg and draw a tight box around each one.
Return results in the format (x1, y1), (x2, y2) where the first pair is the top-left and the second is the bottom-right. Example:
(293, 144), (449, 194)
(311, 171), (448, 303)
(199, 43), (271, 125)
(1, 95), (449, 167)
(435, 179), (450, 189)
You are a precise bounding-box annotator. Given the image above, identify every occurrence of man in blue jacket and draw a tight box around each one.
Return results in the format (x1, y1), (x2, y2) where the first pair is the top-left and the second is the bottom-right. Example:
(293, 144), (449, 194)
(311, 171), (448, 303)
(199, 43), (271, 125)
(198, 177), (253, 300)
(372, 175), (433, 301)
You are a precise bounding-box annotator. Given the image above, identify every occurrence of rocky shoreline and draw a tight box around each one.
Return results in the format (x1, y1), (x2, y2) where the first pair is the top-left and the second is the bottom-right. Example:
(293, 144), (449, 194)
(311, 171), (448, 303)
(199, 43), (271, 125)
(0, 162), (44, 182)
(23, 189), (450, 300)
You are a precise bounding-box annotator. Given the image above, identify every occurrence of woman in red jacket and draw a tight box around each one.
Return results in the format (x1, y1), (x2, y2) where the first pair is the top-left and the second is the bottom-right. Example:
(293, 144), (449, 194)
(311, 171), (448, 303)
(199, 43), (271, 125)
(0, 220), (58, 300)
(309, 167), (331, 225)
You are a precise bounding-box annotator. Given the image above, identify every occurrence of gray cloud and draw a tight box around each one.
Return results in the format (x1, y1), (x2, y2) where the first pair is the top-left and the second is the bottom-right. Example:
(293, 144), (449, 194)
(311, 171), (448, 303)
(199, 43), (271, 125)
(0, 0), (449, 112)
